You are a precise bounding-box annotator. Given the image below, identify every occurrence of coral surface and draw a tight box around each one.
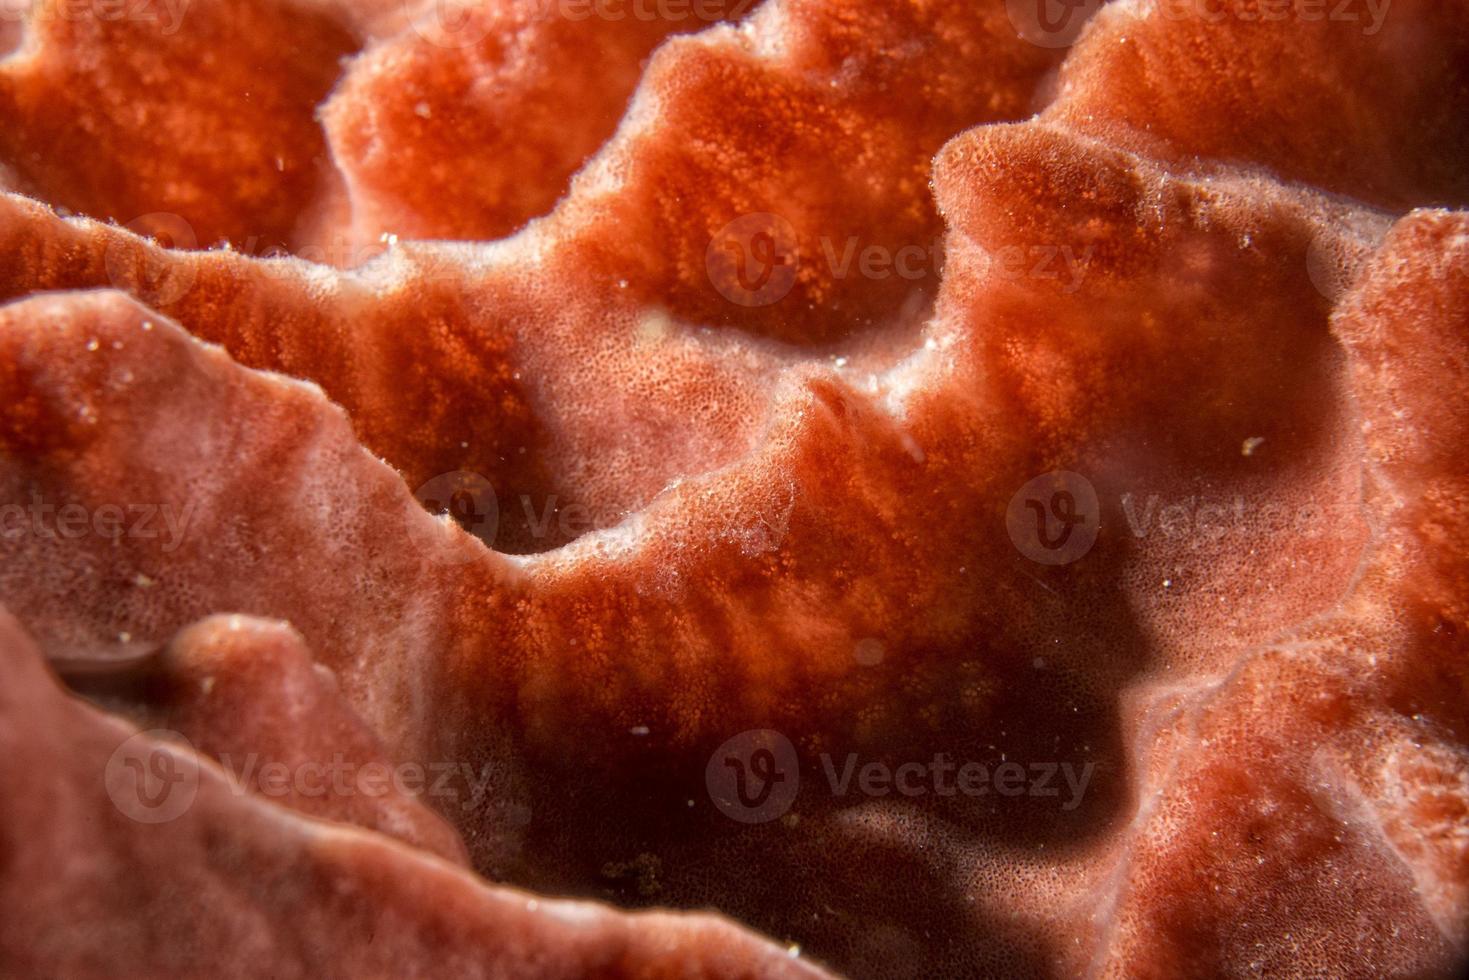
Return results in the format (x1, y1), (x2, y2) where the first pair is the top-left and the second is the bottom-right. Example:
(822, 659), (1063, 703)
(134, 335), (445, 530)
(1, 0), (1467, 977)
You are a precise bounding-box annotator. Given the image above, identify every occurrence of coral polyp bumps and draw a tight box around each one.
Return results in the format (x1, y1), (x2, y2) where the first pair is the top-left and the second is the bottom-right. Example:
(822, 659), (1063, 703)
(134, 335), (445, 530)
(2, 0), (1468, 977)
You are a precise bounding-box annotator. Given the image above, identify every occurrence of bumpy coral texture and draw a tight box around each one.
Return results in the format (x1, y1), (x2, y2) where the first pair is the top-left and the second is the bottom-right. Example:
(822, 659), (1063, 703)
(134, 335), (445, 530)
(1, 0), (1468, 977)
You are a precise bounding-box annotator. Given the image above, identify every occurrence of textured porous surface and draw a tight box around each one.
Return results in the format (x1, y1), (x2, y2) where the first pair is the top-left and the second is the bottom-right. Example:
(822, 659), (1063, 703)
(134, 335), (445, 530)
(1, 0), (1467, 977)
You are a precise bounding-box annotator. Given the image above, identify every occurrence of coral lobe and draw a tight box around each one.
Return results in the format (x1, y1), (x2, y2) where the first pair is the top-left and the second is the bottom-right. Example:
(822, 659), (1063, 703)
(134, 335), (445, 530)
(1, 0), (1468, 977)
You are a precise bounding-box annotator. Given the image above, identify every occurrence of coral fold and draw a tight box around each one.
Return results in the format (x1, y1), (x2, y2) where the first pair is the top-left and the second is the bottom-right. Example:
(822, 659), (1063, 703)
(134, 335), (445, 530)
(1, 0), (1467, 977)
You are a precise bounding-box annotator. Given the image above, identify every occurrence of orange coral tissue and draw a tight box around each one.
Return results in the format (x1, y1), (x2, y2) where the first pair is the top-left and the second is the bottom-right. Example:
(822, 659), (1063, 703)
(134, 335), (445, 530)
(1, 0), (1468, 977)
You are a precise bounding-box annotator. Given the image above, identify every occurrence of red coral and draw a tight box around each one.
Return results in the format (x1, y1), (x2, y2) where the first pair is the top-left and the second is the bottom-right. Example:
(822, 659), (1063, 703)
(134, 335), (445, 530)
(1, 0), (1467, 977)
